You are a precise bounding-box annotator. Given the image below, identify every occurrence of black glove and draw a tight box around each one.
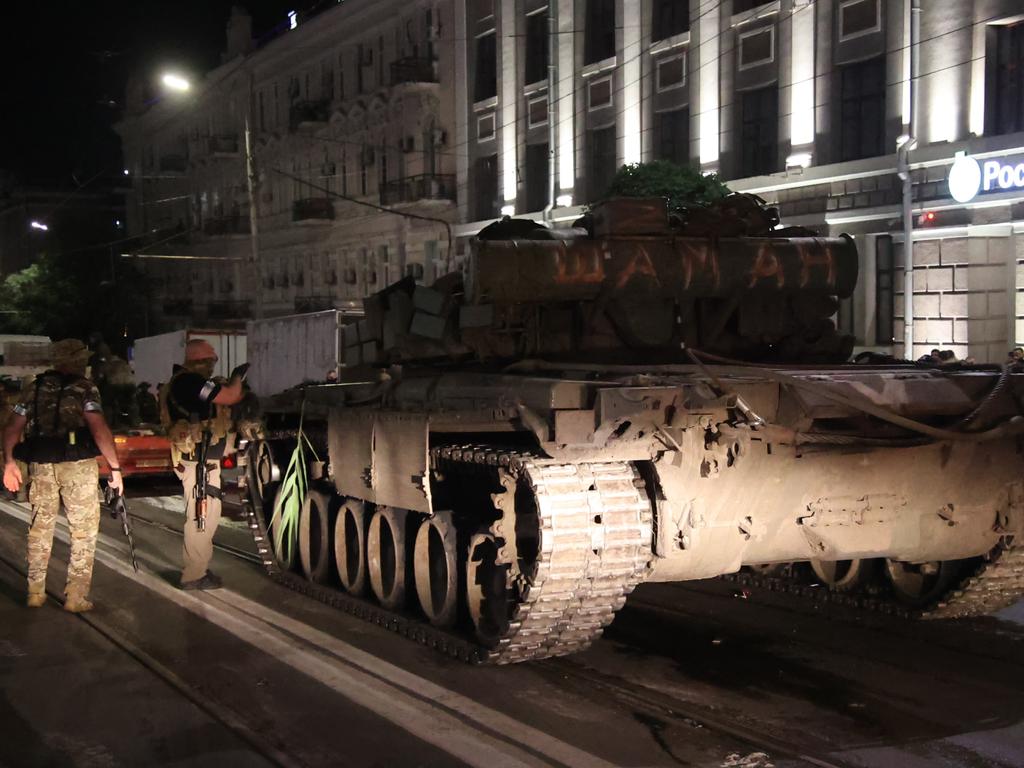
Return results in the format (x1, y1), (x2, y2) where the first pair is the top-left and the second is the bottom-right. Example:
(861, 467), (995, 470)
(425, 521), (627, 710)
(230, 363), (251, 382)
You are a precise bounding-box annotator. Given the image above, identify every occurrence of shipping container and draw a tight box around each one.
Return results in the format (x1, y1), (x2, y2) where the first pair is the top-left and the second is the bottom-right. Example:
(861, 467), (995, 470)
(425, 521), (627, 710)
(246, 310), (360, 396)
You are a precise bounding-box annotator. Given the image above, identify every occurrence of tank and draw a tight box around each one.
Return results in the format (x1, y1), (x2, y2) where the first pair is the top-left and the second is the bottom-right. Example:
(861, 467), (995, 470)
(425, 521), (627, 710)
(241, 197), (1024, 663)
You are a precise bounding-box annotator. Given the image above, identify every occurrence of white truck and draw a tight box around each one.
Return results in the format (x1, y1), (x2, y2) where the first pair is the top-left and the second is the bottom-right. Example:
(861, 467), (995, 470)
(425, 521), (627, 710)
(130, 329), (247, 391)
(246, 310), (360, 396)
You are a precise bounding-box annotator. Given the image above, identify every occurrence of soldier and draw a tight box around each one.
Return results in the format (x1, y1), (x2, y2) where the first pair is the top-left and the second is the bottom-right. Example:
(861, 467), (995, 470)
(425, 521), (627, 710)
(136, 382), (159, 424)
(160, 339), (247, 590)
(1, 339), (124, 611)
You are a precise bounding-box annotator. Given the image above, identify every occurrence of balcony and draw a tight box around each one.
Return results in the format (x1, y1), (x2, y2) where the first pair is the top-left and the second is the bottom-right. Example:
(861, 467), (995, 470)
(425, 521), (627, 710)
(203, 214), (250, 236)
(158, 154), (187, 174)
(292, 197), (334, 222)
(380, 174), (456, 206)
(289, 99), (329, 130)
(208, 135), (239, 156)
(294, 295), (336, 313)
(390, 57), (437, 87)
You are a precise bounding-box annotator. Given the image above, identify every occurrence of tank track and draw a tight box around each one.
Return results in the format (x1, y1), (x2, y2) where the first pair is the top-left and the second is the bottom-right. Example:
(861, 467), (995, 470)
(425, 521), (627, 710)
(241, 440), (652, 663)
(725, 536), (1024, 620)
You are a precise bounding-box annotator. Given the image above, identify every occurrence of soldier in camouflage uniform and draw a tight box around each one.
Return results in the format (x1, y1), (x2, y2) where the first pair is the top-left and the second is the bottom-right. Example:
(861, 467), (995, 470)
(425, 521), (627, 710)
(2, 339), (124, 611)
(160, 339), (247, 589)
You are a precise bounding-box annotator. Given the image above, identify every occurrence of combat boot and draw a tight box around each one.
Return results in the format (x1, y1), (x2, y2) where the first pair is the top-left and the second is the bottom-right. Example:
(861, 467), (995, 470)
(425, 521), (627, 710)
(64, 595), (94, 613)
(64, 583), (94, 613)
(26, 580), (46, 608)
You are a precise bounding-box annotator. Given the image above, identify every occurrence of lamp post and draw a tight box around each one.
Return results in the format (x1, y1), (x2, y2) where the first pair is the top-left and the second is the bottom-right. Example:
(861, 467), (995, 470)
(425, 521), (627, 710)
(157, 71), (262, 320)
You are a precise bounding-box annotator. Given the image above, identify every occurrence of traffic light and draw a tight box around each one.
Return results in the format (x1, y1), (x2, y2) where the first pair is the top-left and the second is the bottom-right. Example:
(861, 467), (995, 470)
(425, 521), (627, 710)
(918, 210), (937, 226)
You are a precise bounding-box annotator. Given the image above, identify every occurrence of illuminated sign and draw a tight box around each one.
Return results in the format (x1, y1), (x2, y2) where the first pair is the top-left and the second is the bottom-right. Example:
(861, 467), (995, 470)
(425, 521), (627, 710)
(948, 150), (1024, 203)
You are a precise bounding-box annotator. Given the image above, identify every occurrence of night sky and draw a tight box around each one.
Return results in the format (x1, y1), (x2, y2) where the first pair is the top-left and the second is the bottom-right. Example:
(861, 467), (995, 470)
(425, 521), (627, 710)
(0, 1), (297, 187)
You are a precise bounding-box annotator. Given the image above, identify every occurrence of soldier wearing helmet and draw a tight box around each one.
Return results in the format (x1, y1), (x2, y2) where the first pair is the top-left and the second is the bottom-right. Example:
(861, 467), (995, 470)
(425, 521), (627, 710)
(159, 339), (247, 590)
(1, 339), (124, 612)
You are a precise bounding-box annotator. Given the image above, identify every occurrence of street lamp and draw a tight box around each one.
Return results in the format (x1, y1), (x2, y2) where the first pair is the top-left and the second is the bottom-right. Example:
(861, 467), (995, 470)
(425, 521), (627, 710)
(161, 73), (191, 92)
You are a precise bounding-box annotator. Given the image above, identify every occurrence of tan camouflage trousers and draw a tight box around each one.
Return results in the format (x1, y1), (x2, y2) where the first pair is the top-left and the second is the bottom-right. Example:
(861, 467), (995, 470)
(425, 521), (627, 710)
(176, 460), (222, 583)
(26, 459), (100, 601)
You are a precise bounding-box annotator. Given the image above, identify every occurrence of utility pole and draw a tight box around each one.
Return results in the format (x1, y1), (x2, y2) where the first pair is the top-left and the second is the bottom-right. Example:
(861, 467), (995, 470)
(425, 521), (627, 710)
(244, 70), (263, 319)
(898, 0), (920, 358)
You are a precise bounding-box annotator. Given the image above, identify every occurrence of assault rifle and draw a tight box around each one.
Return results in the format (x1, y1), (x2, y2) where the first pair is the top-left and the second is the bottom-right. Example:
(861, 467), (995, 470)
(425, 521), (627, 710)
(194, 429), (211, 532)
(103, 483), (139, 572)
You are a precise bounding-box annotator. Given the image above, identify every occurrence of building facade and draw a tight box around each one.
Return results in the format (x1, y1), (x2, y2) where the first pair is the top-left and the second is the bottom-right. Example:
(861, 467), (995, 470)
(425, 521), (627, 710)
(117, 1), (457, 329)
(120, 0), (1024, 363)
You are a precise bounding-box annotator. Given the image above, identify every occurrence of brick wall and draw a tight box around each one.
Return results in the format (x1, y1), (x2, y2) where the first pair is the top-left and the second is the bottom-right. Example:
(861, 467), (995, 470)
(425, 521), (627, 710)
(894, 236), (1011, 362)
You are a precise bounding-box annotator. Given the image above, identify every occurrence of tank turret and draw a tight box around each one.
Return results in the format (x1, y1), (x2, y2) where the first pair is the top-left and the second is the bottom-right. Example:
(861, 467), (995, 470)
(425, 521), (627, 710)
(341, 196), (859, 369)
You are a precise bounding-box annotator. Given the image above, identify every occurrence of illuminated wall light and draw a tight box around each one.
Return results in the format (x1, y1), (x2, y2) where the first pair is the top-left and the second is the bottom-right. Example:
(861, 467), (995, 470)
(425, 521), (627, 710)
(969, 20), (986, 136)
(556, 193), (573, 208)
(122, 168), (130, 176)
(556, 0), (575, 193)
(500, 0), (518, 205)
(927, 70), (959, 144)
(29, 221), (48, 231)
(789, 2), (815, 147)
(786, 152), (812, 169)
(288, 10), (298, 29)
(621, 0), (642, 165)
(698, 5), (720, 164)
(500, 204), (516, 217)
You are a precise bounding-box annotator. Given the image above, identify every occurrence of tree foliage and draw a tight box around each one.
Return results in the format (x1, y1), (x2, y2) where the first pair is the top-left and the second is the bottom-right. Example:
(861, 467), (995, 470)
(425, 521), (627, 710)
(603, 161), (731, 211)
(0, 252), (152, 354)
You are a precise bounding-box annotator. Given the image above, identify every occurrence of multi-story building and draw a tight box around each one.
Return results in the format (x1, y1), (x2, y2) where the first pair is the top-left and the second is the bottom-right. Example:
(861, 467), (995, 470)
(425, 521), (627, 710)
(118, 1), (457, 328)
(121, 0), (1024, 363)
(454, 0), (1024, 363)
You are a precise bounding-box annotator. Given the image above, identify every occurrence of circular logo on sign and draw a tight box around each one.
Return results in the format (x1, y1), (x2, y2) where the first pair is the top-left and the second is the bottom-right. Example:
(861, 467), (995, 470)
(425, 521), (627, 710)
(948, 152), (981, 203)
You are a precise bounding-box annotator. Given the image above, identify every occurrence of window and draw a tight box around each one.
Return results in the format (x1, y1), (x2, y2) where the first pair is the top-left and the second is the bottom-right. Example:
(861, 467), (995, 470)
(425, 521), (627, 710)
(839, 56), (885, 161)
(478, 113), (496, 140)
(588, 76), (613, 110)
(475, 31), (497, 102)
(989, 23), (1024, 136)
(839, 0), (881, 41)
(585, 0), (615, 65)
(739, 84), (778, 177)
(525, 11), (549, 85)
(738, 27), (774, 70)
(875, 235), (895, 345)
(525, 143), (549, 212)
(655, 109), (689, 166)
(588, 125), (617, 202)
(656, 54), (686, 92)
(528, 97), (548, 127)
(473, 154), (499, 220)
(652, 0), (689, 42)
(733, 0), (773, 13)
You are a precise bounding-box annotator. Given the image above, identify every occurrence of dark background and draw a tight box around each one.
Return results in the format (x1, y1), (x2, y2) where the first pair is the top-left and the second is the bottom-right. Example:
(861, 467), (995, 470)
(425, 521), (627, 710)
(0, 1), (297, 185)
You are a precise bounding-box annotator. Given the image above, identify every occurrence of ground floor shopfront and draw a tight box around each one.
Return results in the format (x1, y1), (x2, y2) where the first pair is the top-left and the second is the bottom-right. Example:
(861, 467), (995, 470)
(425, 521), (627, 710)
(733, 133), (1024, 365)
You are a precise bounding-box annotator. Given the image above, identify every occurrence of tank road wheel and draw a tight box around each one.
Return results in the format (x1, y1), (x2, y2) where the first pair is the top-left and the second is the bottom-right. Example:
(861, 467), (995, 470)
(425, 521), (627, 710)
(367, 507), (409, 610)
(334, 500), (368, 595)
(811, 558), (876, 592)
(299, 489), (334, 584)
(465, 533), (513, 649)
(885, 559), (961, 607)
(413, 511), (460, 628)
(252, 440), (279, 504)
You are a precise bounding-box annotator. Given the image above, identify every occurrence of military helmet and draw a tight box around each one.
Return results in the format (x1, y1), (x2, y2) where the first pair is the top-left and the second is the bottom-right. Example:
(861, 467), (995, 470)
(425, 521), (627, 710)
(49, 338), (91, 367)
